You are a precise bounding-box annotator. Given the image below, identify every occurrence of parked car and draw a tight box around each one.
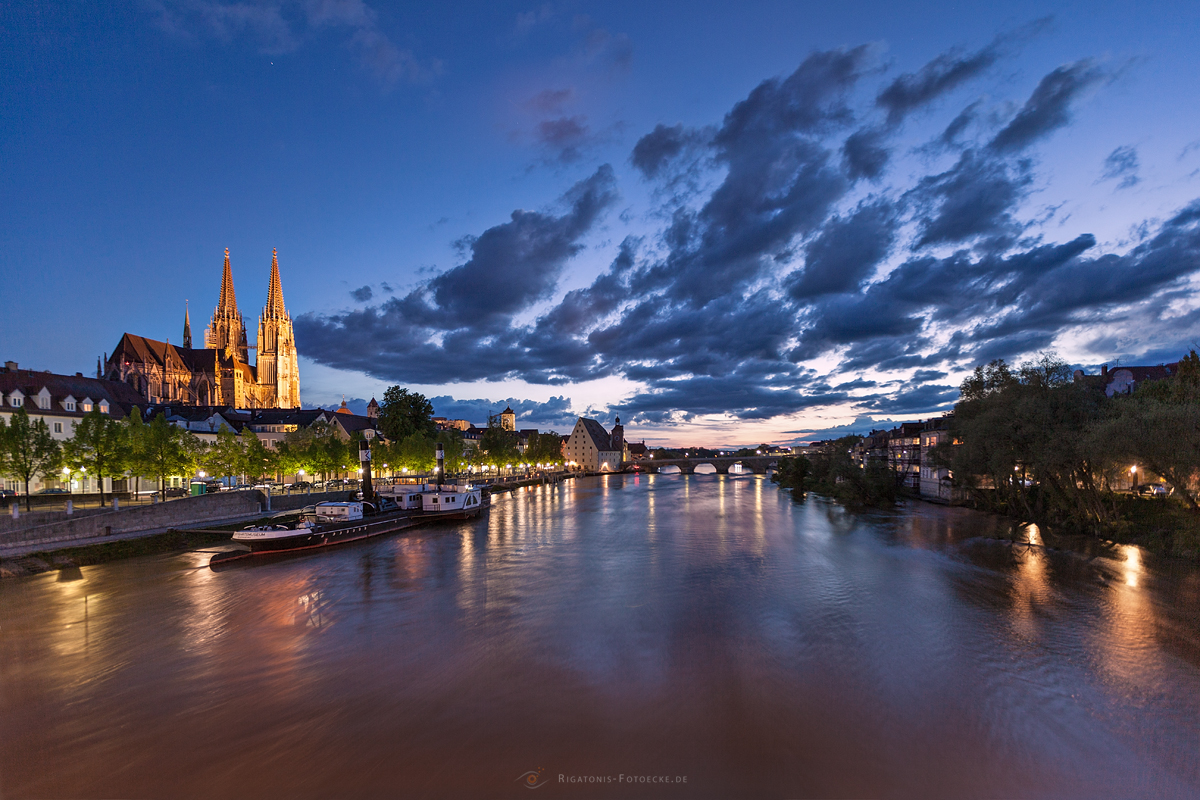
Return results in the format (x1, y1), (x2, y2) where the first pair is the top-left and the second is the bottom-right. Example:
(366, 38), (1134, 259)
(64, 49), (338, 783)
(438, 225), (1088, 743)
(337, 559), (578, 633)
(0, 489), (17, 499)
(288, 481), (313, 491)
(232, 483), (254, 491)
(35, 487), (69, 495)
(1138, 483), (1170, 497)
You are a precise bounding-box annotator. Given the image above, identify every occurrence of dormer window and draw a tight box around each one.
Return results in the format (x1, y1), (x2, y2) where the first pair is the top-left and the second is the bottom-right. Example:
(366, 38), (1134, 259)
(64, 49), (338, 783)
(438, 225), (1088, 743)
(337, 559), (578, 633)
(81, 398), (93, 413)
(10, 396), (22, 407)
(64, 395), (77, 412)
(99, 400), (110, 414)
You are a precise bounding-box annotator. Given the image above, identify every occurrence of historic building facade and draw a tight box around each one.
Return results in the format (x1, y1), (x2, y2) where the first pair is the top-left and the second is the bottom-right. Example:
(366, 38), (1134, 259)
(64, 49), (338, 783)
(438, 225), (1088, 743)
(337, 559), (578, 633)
(106, 248), (301, 409)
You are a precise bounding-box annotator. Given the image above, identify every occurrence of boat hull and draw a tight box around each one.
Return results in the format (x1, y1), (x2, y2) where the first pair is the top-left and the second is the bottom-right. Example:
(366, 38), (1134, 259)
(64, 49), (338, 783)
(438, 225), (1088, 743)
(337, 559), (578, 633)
(234, 511), (417, 554)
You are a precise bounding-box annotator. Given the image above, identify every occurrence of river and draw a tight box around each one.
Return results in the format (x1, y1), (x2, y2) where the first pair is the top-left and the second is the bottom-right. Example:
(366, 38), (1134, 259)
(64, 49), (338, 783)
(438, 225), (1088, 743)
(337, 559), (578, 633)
(1, 474), (1198, 799)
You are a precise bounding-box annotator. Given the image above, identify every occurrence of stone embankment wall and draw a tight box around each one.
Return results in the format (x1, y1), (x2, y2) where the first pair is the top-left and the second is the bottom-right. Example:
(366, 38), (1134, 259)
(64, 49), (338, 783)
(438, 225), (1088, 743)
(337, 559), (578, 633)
(0, 505), (113, 534)
(0, 491), (269, 549)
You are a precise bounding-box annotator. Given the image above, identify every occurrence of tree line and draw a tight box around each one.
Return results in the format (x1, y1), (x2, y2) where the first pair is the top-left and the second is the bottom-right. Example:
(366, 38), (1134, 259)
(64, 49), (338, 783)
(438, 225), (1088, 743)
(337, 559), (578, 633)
(0, 387), (567, 510)
(774, 351), (1200, 554)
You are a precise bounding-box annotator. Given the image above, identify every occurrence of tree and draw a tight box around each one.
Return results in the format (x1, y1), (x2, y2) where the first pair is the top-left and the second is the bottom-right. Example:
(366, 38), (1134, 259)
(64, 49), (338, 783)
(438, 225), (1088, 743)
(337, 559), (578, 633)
(525, 431), (563, 466)
(377, 387), (436, 441)
(138, 413), (201, 501)
(63, 408), (130, 507)
(0, 407), (62, 510)
(243, 434), (278, 484)
(479, 414), (519, 469)
(203, 426), (246, 486)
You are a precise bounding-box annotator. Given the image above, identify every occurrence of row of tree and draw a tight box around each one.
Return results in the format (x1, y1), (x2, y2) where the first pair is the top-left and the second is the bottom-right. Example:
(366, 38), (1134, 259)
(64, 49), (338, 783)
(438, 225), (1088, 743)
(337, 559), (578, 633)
(940, 351), (1200, 531)
(0, 387), (568, 510)
(0, 407), (200, 509)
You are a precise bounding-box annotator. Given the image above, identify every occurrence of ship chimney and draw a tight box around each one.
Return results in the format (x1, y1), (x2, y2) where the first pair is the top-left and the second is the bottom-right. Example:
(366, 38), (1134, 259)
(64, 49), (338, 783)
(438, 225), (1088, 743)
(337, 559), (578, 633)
(358, 439), (374, 505)
(436, 443), (445, 488)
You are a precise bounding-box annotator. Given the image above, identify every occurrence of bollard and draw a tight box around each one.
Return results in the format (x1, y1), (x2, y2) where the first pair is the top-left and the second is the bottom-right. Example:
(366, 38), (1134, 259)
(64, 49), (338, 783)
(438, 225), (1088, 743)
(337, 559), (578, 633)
(10, 502), (17, 520)
(265, 487), (271, 512)
(112, 497), (119, 511)
(67, 499), (73, 515)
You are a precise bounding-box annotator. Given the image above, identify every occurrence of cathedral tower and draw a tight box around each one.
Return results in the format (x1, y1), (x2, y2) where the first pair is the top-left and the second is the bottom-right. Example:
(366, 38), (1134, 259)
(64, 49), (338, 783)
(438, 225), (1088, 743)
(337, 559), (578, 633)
(205, 248), (249, 362)
(183, 300), (192, 349)
(255, 248), (301, 409)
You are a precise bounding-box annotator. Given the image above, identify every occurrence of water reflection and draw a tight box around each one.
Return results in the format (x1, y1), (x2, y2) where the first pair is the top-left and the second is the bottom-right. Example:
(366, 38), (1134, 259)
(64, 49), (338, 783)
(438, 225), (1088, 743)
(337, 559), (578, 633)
(1, 475), (1198, 799)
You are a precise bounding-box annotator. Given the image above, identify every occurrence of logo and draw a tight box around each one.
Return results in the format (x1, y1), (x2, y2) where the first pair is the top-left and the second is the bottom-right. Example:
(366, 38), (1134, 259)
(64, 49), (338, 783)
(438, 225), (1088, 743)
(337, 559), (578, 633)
(516, 768), (546, 789)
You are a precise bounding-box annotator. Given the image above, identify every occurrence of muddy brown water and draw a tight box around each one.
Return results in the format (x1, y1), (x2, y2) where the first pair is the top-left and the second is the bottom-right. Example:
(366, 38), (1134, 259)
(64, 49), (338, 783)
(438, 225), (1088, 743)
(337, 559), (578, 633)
(2, 474), (1198, 798)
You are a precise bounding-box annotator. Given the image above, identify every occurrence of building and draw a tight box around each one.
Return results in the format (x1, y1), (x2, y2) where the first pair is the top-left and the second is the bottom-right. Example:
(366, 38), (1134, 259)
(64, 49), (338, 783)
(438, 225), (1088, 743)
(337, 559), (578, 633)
(500, 406), (516, 431)
(564, 416), (624, 471)
(106, 248), (300, 409)
(0, 361), (145, 494)
(1073, 362), (1180, 397)
(918, 415), (957, 502)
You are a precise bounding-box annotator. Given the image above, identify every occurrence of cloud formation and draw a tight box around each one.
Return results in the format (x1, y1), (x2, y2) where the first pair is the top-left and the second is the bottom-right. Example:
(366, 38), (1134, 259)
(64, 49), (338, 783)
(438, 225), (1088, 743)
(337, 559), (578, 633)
(296, 40), (1200, 431)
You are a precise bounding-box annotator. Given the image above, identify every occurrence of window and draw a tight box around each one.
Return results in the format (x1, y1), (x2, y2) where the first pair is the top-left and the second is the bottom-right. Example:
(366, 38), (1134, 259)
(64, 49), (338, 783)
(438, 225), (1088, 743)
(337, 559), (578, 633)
(65, 401), (75, 411)
(53, 422), (62, 433)
(39, 397), (49, 409)
(10, 397), (21, 407)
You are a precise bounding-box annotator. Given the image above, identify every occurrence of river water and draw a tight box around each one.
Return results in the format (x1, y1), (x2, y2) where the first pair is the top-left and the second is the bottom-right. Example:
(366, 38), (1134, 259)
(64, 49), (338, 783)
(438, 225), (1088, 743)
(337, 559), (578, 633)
(1, 474), (1198, 799)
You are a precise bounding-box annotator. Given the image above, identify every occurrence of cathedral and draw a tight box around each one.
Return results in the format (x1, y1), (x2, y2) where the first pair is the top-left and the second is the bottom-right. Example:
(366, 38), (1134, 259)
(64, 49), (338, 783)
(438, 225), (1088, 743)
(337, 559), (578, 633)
(106, 249), (301, 409)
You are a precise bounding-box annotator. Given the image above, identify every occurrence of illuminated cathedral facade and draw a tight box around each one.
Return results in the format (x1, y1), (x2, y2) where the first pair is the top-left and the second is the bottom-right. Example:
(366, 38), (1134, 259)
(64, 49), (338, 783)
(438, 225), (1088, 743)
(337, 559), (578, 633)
(106, 249), (301, 409)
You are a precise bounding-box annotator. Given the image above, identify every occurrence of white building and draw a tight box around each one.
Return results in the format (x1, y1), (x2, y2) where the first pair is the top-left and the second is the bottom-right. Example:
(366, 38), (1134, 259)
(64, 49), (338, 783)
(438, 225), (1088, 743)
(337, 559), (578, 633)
(564, 417), (624, 472)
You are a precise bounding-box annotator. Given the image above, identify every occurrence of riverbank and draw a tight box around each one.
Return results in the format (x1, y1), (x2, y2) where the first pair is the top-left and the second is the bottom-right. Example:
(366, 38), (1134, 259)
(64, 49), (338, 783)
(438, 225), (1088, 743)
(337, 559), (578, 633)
(0, 474), (589, 578)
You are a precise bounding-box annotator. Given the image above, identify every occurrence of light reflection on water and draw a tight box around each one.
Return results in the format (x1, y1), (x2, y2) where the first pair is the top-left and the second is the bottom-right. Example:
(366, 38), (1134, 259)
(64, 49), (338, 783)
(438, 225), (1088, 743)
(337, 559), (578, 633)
(1, 474), (1199, 799)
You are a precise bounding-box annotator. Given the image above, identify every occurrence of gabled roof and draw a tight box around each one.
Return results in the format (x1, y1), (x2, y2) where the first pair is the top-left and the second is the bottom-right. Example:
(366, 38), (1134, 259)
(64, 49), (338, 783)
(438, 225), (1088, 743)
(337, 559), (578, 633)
(576, 417), (616, 451)
(0, 364), (145, 418)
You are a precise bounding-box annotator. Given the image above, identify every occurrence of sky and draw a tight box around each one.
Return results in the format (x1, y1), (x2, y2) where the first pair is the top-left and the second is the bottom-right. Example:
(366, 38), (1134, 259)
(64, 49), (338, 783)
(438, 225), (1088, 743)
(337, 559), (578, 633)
(4, 1), (1200, 447)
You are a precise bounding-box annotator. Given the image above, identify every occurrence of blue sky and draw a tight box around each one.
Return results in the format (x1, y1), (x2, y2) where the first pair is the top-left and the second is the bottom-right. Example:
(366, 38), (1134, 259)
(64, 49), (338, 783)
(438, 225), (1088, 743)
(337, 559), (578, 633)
(4, 1), (1200, 446)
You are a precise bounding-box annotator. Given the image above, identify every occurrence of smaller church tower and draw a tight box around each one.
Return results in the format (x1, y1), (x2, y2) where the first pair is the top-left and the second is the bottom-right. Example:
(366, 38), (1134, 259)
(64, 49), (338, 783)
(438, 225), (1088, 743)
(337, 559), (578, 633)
(501, 406), (516, 431)
(367, 398), (379, 419)
(183, 301), (192, 349)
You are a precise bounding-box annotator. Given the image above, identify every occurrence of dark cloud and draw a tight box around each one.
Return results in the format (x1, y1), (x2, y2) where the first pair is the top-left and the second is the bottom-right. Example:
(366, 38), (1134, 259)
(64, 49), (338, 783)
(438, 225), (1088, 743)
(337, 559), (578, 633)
(937, 99), (981, 147)
(910, 150), (1033, 247)
(875, 21), (1050, 125)
(841, 127), (890, 180)
(877, 45), (1001, 125)
(631, 123), (708, 179)
(527, 87), (574, 113)
(786, 200), (897, 299)
(989, 61), (1106, 153)
(295, 44), (1199, 426)
(413, 165), (617, 328)
(351, 285), (373, 302)
(536, 115), (591, 163)
(1100, 145), (1140, 189)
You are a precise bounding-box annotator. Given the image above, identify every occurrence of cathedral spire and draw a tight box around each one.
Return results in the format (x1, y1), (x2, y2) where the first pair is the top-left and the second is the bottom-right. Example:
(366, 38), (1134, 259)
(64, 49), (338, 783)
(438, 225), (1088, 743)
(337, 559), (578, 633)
(218, 247), (237, 314)
(265, 248), (286, 317)
(183, 300), (192, 349)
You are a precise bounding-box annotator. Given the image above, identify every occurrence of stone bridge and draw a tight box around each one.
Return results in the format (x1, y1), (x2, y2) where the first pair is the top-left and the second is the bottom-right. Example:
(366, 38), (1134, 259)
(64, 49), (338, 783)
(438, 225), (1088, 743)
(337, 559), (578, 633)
(627, 456), (782, 475)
